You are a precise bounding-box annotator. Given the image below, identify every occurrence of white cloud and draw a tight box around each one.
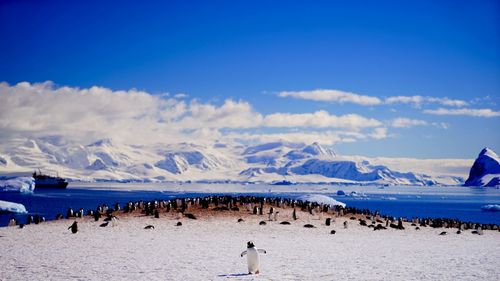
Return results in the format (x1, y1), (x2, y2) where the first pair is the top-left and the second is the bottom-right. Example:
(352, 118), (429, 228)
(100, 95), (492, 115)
(263, 111), (382, 129)
(277, 89), (469, 109)
(277, 89), (382, 105)
(385, 95), (467, 107)
(369, 127), (388, 140)
(226, 129), (387, 146)
(174, 93), (188, 99)
(423, 108), (500, 117)
(0, 81), (388, 147)
(390, 118), (428, 128)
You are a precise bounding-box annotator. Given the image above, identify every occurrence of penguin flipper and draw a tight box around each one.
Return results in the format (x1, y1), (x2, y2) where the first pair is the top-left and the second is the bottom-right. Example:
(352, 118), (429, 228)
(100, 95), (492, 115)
(240, 250), (247, 257)
(257, 249), (267, 254)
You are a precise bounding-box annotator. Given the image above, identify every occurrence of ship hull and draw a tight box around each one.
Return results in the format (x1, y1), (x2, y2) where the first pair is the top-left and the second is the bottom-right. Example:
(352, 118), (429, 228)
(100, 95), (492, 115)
(35, 182), (68, 189)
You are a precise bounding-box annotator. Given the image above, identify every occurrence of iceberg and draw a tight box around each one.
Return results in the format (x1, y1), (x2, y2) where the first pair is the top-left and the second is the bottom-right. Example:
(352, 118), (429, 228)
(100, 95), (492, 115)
(0, 176), (35, 193)
(297, 194), (346, 208)
(481, 204), (500, 212)
(464, 147), (500, 187)
(0, 200), (27, 214)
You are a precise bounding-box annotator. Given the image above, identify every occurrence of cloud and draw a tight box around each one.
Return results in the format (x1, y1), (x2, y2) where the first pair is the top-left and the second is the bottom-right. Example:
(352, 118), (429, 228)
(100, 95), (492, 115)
(277, 89), (469, 109)
(174, 93), (188, 99)
(263, 111), (382, 129)
(277, 89), (382, 105)
(226, 129), (387, 146)
(369, 127), (388, 140)
(0, 81), (388, 147)
(390, 118), (428, 128)
(423, 108), (500, 117)
(385, 95), (467, 107)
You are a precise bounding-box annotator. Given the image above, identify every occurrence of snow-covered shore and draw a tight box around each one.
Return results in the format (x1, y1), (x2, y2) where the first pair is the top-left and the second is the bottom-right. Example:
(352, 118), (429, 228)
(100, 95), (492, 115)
(1, 209), (499, 280)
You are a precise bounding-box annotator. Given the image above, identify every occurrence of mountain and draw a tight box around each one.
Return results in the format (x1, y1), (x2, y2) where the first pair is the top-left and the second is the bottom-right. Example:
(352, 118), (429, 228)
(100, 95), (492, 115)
(464, 147), (500, 187)
(0, 138), (471, 185)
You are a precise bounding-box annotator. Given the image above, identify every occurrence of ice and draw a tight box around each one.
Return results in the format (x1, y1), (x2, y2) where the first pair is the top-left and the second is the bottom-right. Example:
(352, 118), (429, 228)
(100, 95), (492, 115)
(481, 204), (500, 212)
(0, 176), (35, 193)
(297, 194), (346, 207)
(0, 200), (27, 214)
(465, 147), (500, 187)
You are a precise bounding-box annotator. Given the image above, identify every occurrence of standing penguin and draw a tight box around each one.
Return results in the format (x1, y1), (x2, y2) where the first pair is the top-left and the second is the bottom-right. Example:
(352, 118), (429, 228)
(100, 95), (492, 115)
(240, 241), (267, 274)
(68, 221), (78, 234)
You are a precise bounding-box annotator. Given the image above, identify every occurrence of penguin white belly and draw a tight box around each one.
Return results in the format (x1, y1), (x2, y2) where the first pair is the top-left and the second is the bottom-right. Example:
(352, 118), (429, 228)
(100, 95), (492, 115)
(246, 248), (260, 274)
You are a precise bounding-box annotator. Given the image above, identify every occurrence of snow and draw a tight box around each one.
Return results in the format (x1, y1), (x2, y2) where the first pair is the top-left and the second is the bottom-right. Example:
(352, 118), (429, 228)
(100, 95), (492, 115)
(296, 194), (346, 207)
(481, 204), (500, 212)
(0, 213), (498, 280)
(464, 147), (500, 187)
(0, 200), (27, 214)
(0, 176), (35, 193)
(0, 138), (473, 185)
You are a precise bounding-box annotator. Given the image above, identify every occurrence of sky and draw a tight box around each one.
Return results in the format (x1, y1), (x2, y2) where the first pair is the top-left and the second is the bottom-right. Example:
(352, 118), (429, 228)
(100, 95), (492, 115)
(0, 0), (499, 159)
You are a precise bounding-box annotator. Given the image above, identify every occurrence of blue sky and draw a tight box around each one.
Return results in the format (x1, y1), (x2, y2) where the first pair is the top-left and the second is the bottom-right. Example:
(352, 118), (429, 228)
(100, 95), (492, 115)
(0, 0), (499, 158)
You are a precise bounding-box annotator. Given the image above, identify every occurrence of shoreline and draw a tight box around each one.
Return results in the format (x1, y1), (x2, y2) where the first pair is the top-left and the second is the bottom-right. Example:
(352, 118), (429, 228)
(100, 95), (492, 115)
(1, 198), (499, 280)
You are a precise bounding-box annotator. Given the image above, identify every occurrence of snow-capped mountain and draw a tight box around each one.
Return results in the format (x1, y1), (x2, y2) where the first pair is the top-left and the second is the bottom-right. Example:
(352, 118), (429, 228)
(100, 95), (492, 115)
(0, 137), (471, 185)
(464, 147), (500, 187)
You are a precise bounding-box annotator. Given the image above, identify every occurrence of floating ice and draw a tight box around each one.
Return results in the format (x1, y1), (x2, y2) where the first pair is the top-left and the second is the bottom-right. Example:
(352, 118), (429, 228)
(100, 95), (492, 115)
(297, 194), (346, 208)
(0, 176), (35, 193)
(0, 200), (27, 214)
(481, 204), (500, 212)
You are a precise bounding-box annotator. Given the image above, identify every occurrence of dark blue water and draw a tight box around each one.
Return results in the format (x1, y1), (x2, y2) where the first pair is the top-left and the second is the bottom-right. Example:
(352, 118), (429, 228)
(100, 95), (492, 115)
(1, 187), (499, 226)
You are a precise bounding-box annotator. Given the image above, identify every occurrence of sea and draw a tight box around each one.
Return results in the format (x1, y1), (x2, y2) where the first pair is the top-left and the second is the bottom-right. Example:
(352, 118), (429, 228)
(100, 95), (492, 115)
(1, 183), (499, 227)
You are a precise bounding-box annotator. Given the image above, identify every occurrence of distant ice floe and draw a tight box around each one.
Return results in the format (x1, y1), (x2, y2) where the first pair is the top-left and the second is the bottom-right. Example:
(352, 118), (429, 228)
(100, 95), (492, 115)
(297, 194), (346, 208)
(0, 200), (27, 214)
(0, 176), (35, 193)
(481, 204), (500, 212)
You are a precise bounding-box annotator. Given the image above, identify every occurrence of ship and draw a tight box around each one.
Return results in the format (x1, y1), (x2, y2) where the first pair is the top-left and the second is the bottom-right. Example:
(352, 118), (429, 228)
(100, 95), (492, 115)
(32, 170), (68, 189)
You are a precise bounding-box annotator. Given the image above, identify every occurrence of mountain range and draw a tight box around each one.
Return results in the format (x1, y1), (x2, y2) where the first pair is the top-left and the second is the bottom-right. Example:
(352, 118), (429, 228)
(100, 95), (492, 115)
(0, 137), (473, 186)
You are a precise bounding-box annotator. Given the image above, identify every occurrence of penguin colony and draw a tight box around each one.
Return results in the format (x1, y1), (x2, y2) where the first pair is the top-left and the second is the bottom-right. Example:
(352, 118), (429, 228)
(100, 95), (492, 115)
(6, 195), (498, 237)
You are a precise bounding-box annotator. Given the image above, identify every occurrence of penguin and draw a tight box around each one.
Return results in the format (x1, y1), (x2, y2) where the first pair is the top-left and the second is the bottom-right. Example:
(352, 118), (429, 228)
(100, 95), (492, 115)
(67, 208), (74, 219)
(240, 241), (267, 274)
(268, 207), (274, 221)
(343, 221), (348, 229)
(111, 216), (118, 227)
(237, 218), (244, 223)
(100, 222), (109, 227)
(325, 218), (331, 226)
(292, 208), (297, 220)
(144, 225), (155, 229)
(184, 213), (197, 220)
(68, 221), (78, 234)
(273, 211), (279, 221)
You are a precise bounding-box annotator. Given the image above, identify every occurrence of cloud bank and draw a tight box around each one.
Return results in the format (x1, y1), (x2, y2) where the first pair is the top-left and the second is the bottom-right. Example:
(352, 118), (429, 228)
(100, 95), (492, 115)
(424, 108), (500, 117)
(277, 89), (382, 105)
(0, 81), (391, 146)
(277, 89), (469, 108)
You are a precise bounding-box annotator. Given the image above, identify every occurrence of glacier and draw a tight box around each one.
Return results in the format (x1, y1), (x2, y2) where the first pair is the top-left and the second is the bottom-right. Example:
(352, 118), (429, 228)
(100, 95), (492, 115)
(0, 137), (473, 186)
(0, 176), (35, 193)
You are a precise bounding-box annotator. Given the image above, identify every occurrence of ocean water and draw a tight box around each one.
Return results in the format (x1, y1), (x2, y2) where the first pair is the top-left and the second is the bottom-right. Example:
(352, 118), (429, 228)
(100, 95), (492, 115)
(0, 184), (499, 227)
